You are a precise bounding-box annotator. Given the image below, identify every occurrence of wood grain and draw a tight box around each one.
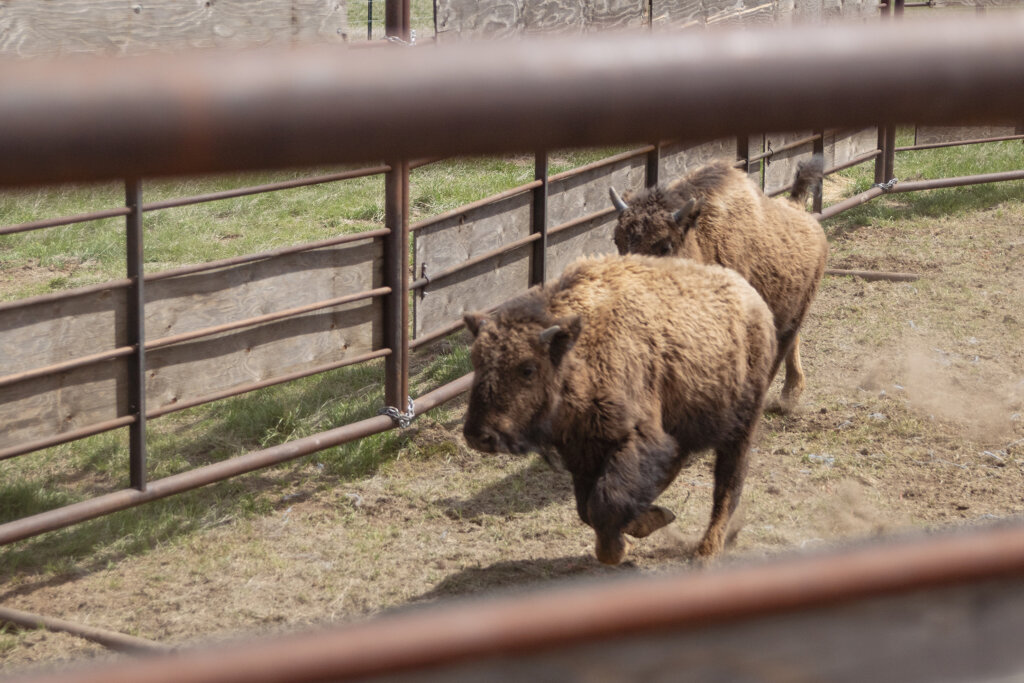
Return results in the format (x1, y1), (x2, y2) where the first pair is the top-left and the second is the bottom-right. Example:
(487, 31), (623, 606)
(0, 0), (346, 57)
(0, 239), (382, 451)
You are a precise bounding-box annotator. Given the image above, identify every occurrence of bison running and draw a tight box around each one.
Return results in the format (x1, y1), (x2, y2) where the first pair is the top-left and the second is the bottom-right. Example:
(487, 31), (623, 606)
(462, 255), (776, 564)
(610, 156), (828, 413)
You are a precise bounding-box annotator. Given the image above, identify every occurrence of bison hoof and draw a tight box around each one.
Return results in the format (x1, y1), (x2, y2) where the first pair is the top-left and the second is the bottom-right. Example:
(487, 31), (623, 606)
(624, 506), (676, 538)
(765, 396), (797, 415)
(595, 533), (631, 565)
(695, 534), (724, 561)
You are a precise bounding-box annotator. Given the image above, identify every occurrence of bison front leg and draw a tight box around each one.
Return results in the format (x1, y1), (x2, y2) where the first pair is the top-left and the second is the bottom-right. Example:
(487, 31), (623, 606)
(696, 436), (752, 560)
(587, 433), (679, 565)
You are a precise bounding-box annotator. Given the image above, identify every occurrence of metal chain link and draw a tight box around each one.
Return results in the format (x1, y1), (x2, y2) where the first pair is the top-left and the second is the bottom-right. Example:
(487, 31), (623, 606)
(873, 177), (899, 192)
(380, 397), (416, 428)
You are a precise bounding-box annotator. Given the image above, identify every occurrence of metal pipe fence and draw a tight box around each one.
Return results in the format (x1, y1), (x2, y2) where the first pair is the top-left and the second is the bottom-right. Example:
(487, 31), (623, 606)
(2, 11), (1024, 548)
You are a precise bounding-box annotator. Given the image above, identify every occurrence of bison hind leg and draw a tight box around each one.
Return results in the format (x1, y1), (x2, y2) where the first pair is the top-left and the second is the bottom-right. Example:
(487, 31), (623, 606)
(624, 505), (676, 538)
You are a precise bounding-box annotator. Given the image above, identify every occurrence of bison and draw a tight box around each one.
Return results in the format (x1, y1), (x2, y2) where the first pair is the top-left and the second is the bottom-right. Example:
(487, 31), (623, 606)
(610, 156), (827, 413)
(462, 254), (776, 564)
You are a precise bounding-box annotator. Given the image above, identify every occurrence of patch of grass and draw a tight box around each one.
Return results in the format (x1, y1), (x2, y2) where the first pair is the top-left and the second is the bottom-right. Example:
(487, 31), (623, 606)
(827, 131), (1024, 233)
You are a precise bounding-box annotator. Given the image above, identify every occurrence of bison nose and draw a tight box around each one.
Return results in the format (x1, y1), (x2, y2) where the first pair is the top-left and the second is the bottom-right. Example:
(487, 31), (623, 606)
(464, 424), (500, 453)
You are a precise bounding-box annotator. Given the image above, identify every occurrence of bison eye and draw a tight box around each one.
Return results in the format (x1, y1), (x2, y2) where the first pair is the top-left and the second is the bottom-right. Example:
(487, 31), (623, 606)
(518, 362), (537, 380)
(656, 241), (672, 256)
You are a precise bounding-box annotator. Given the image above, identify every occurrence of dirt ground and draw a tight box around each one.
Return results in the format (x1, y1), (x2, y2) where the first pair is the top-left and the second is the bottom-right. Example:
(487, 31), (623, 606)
(2, 185), (1023, 677)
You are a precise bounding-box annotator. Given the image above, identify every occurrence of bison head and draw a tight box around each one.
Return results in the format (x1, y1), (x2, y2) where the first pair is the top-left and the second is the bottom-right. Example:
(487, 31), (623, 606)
(610, 186), (702, 258)
(462, 303), (581, 456)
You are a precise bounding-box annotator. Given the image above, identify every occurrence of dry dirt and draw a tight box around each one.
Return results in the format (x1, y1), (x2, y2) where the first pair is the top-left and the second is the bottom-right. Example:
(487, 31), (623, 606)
(2, 189), (1023, 676)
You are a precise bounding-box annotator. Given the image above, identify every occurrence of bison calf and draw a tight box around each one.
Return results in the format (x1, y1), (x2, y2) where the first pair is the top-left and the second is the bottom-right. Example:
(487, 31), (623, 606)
(610, 157), (827, 413)
(462, 255), (776, 564)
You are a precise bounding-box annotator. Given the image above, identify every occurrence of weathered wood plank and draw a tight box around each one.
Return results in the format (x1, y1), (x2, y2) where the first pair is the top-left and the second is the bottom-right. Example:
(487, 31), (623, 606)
(583, 0), (648, 32)
(547, 213), (618, 280)
(437, 0), (644, 39)
(414, 246), (532, 337)
(548, 154), (646, 227)
(826, 127), (878, 169)
(763, 131), (815, 195)
(0, 0), (346, 57)
(652, 0), (705, 30)
(659, 138), (738, 181)
(413, 192), (532, 337)
(0, 239), (382, 451)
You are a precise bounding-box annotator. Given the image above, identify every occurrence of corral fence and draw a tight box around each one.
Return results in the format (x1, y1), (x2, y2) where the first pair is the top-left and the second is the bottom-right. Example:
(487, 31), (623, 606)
(1, 1), (1024, 551)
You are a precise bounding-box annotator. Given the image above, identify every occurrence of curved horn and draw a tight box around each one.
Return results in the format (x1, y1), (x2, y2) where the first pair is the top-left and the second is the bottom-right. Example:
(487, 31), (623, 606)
(608, 187), (629, 214)
(539, 325), (562, 344)
(672, 198), (698, 225)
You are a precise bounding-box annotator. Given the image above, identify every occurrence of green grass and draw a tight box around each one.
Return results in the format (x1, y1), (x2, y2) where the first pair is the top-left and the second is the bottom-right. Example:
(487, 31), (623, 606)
(1, 135), (1020, 578)
(826, 129), (1024, 232)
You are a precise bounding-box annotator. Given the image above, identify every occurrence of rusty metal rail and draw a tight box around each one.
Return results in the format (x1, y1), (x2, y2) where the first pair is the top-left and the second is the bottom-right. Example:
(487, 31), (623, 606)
(0, 372), (472, 544)
(10, 520), (1024, 683)
(2, 15), (1024, 187)
(0, 606), (170, 656)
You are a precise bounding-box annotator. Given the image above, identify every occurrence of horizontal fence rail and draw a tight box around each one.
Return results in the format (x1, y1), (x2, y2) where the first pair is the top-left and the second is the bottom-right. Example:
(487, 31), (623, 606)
(2, 14), (1024, 186)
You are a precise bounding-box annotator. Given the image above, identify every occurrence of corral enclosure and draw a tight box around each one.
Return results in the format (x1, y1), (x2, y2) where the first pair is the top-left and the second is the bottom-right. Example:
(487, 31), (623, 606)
(1, 0), (1024, 678)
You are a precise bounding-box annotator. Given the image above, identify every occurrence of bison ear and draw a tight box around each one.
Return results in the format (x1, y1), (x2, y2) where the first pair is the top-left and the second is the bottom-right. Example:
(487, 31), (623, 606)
(539, 315), (582, 367)
(671, 198), (704, 229)
(464, 312), (488, 338)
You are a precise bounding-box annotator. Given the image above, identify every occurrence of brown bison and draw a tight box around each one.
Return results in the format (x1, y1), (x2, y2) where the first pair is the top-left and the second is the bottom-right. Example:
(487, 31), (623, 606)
(462, 255), (776, 564)
(610, 156), (827, 413)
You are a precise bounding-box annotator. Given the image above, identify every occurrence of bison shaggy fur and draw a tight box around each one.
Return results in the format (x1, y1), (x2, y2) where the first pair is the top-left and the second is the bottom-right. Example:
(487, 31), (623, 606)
(611, 157), (828, 413)
(462, 254), (776, 564)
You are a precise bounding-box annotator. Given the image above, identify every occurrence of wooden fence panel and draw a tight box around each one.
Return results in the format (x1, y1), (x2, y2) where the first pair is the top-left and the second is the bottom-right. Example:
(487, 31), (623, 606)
(659, 138), (738, 181)
(546, 153), (646, 276)
(825, 127), (878, 169)
(0, 0), (346, 57)
(0, 238), (381, 451)
(435, 0), (645, 40)
(764, 131), (816, 195)
(548, 154), (646, 227)
(547, 213), (619, 280)
(413, 192), (533, 337)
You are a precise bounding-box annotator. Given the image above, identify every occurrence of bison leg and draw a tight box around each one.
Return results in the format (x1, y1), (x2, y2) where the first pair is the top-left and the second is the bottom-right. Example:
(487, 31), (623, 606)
(767, 330), (804, 414)
(778, 332), (806, 412)
(587, 432), (679, 565)
(696, 436), (752, 559)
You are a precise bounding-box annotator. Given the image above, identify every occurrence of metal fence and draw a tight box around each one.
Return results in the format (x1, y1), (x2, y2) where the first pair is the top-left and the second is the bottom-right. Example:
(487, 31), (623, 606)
(1, 4), (1024, 550)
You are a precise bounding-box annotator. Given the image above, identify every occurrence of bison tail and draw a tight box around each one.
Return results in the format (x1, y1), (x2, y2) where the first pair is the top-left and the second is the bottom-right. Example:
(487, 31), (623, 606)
(788, 153), (824, 207)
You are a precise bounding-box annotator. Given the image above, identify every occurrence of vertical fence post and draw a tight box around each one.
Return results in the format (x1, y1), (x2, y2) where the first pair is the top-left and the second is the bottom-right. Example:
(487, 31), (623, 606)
(531, 151), (549, 286)
(125, 179), (147, 491)
(368, 0), (374, 40)
(737, 135), (750, 174)
(812, 129), (825, 214)
(646, 143), (660, 189)
(383, 161), (410, 416)
(386, 0), (411, 41)
(875, 0), (894, 186)
(383, 0), (412, 419)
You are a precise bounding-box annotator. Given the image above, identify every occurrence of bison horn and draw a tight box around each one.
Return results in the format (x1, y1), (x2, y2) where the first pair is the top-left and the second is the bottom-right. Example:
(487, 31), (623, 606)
(672, 198), (698, 225)
(608, 187), (629, 214)
(539, 325), (562, 344)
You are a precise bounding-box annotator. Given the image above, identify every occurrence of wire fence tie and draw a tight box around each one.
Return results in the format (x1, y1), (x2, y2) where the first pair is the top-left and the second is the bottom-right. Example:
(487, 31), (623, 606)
(380, 397), (416, 428)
